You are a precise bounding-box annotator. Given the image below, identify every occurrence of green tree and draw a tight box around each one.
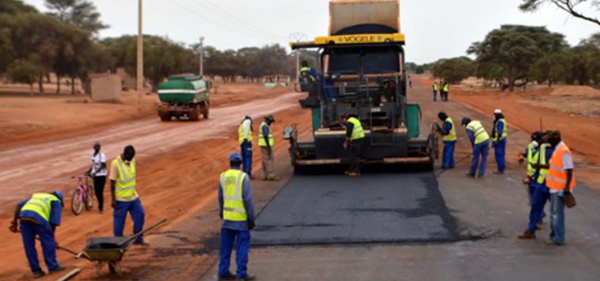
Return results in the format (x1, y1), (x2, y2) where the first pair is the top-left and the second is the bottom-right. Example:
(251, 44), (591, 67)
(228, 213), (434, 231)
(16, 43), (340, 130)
(432, 57), (475, 84)
(7, 58), (44, 94)
(530, 52), (571, 87)
(468, 25), (567, 91)
(0, 0), (37, 15)
(520, 0), (600, 26)
(45, 0), (107, 33)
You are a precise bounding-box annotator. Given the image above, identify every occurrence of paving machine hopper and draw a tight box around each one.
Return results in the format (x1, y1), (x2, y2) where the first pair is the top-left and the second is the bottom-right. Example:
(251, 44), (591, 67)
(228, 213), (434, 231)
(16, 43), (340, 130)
(285, 0), (438, 173)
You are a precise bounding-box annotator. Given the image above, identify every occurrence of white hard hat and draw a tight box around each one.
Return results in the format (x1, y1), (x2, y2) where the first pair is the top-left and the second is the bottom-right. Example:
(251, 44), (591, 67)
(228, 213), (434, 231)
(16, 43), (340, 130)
(494, 109), (502, 114)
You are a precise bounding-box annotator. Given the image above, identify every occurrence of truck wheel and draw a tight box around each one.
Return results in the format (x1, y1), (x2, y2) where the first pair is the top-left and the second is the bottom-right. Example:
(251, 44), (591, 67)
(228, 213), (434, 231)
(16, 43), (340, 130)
(202, 105), (209, 119)
(189, 105), (200, 121)
(159, 111), (171, 122)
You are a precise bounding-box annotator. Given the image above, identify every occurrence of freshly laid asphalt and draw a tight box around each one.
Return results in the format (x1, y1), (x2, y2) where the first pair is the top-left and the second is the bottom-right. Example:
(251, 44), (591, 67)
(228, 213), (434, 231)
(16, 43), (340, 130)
(253, 173), (461, 246)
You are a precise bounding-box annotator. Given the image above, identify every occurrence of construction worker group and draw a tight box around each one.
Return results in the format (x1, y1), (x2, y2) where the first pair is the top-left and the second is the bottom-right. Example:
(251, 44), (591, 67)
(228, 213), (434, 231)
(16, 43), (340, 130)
(9, 143), (147, 278)
(436, 109), (576, 246)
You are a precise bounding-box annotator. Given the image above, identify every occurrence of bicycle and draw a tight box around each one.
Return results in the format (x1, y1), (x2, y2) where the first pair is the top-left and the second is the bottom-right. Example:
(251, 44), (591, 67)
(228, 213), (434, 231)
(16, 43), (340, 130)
(71, 174), (94, 215)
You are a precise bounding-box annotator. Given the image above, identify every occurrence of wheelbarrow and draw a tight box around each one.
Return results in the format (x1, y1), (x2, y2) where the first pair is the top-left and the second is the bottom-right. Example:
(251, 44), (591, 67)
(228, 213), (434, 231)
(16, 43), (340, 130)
(80, 219), (167, 276)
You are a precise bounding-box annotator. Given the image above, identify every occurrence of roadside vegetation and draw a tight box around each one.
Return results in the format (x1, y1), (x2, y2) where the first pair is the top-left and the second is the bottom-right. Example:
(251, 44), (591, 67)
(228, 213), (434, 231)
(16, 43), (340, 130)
(0, 0), (305, 95)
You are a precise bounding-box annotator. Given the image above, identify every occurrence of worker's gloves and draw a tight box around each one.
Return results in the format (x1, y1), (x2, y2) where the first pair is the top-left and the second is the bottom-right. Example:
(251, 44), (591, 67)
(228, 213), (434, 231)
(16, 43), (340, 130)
(9, 220), (18, 233)
(248, 221), (256, 230)
(343, 140), (349, 150)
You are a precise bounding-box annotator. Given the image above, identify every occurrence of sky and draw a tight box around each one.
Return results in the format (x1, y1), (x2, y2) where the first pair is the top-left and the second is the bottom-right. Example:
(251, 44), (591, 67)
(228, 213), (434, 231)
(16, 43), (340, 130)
(25, 0), (599, 64)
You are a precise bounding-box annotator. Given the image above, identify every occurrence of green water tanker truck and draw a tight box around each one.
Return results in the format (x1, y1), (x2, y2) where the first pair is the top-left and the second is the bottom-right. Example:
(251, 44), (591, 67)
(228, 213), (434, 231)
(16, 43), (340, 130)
(157, 74), (210, 121)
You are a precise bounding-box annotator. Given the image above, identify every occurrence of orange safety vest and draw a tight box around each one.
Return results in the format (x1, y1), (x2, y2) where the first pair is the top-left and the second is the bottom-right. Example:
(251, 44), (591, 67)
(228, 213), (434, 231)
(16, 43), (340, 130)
(546, 143), (576, 191)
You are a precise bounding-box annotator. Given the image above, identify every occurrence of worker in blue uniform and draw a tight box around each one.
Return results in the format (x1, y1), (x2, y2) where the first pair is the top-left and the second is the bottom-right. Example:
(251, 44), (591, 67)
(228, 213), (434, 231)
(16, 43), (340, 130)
(218, 152), (256, 281)
(491, 109), (508, 174)
(462, 117), (490, 178)
(519, 132), (554, 239)
(110, 145), (147, 245)
(9, 191), (67, 278)
(519, 132), (544, 201)
(437, 112), (457, 169)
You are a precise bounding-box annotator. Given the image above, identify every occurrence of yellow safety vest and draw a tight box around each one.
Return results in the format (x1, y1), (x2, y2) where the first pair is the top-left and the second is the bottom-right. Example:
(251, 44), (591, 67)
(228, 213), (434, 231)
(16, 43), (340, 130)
(443, 117), (457, 142)
(466, 121), (490, 145)
(526, 143), (539, 177)
(113, 156), (138, 200)
(493, 118), (508, 142)
(347, 117), (365, 141)
(537, 143), (550, 184)
(300, 67), (316, 82)
(258, 122), (274, 147)
(21, 193), (60, 222)
(443, 84), (449, 92)
(432, 84), (438, 91)
(220, 169), (248, 222)
(238, 121), (253, 144)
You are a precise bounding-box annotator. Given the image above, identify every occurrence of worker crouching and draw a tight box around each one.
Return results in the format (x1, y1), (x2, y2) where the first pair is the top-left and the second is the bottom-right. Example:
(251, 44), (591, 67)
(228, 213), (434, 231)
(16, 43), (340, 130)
(9, 191), (67, 278)
(340, 114), (365, 177)
(218, 152), (256, 281)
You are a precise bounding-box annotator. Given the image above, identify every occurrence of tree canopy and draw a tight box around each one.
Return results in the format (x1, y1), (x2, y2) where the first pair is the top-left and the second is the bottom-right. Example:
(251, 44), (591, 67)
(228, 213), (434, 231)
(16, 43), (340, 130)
(468, 25), (567, 91)
(431, 57), (475, 84)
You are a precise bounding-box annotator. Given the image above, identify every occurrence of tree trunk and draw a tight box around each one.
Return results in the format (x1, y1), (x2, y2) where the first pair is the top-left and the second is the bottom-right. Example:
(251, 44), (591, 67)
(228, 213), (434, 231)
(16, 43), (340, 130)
(56, 76), (61, 94)
(71, 75), (76, 95)
(38, 74), (44, 94)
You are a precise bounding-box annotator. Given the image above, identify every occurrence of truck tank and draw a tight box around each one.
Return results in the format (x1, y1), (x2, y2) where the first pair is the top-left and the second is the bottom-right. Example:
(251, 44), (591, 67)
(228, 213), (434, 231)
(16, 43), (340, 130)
(157, 74), (210, 122)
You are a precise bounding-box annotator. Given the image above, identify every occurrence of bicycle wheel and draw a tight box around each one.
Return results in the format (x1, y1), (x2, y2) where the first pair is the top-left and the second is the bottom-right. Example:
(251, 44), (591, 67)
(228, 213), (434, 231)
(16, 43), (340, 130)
(85, 185), (94, 211)
(71, 189), (83, 215)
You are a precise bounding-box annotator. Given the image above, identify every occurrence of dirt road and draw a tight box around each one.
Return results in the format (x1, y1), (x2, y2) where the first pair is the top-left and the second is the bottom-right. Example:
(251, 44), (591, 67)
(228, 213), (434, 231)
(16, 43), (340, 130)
(0, 90), (304, 281)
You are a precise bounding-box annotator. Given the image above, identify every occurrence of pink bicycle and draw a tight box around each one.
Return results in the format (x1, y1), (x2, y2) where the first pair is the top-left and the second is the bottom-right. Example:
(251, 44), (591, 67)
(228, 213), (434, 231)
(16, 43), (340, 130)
(71, 174), (94, 215)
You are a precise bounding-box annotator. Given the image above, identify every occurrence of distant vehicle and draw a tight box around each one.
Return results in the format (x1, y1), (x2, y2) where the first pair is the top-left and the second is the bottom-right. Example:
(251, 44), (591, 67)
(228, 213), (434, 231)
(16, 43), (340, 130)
(157, 74), (210, 122)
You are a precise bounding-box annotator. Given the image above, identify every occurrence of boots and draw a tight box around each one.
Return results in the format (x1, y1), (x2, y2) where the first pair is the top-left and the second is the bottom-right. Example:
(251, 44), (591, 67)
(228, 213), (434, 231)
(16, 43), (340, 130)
(517, 230), (536, 239)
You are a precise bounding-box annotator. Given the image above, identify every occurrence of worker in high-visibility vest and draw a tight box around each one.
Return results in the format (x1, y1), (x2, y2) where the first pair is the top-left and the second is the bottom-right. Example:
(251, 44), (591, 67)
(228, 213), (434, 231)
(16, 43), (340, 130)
(299, 61), (317, 83)
(238, 115), (253, 177)
(110, 145), (147, 246)
(545, 130), (576, 246)
(432, 83), (438, 102)
(518, 132), (544, 201)
(491, 109), (508, 174)
(259, 115), (277, 180)
(9, 191), (66, 278)
(341, 114), (366, 177)
(462, 117), (490, 178)
(299, 60), (318, 96)
(218, 152), (256, 281)
(437, 112), (457, 169)
(442, 82), (450, 101)
(519, 132), (554, 239)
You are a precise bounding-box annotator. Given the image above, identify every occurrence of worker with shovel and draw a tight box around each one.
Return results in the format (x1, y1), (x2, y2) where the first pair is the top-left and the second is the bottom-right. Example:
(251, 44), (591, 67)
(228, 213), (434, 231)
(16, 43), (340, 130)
(9, 191), (67, 278)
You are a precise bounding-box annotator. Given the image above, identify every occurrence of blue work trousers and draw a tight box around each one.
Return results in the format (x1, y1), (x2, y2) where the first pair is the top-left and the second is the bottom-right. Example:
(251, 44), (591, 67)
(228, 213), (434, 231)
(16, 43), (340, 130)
(442, 141), (456, 169)
(433, 90), (437, 101)
(494, 139), (507, 172)
(113, 198), (145, 243)
(527, 183), (550, 232)
(470, 141), (489, 177)
(241, 141), (253, 177)
(549, 192), (566, 244)
(219, 228), (251, 279)
(20, 221), (60, 273)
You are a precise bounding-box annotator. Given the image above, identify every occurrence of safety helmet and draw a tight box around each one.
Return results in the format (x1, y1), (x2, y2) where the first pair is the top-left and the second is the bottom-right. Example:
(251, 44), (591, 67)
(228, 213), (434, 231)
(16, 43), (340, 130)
(531, 131), (543, 142)
(229, 152), (243, 163)
(53, 190), (65, 207)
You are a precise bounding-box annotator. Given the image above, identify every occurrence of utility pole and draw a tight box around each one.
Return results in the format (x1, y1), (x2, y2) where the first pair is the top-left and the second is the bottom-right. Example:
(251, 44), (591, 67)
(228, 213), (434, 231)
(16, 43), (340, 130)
(289, 32), (307, 80)
(137, 0), (143, 113)
(199, 37), (204, 77)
